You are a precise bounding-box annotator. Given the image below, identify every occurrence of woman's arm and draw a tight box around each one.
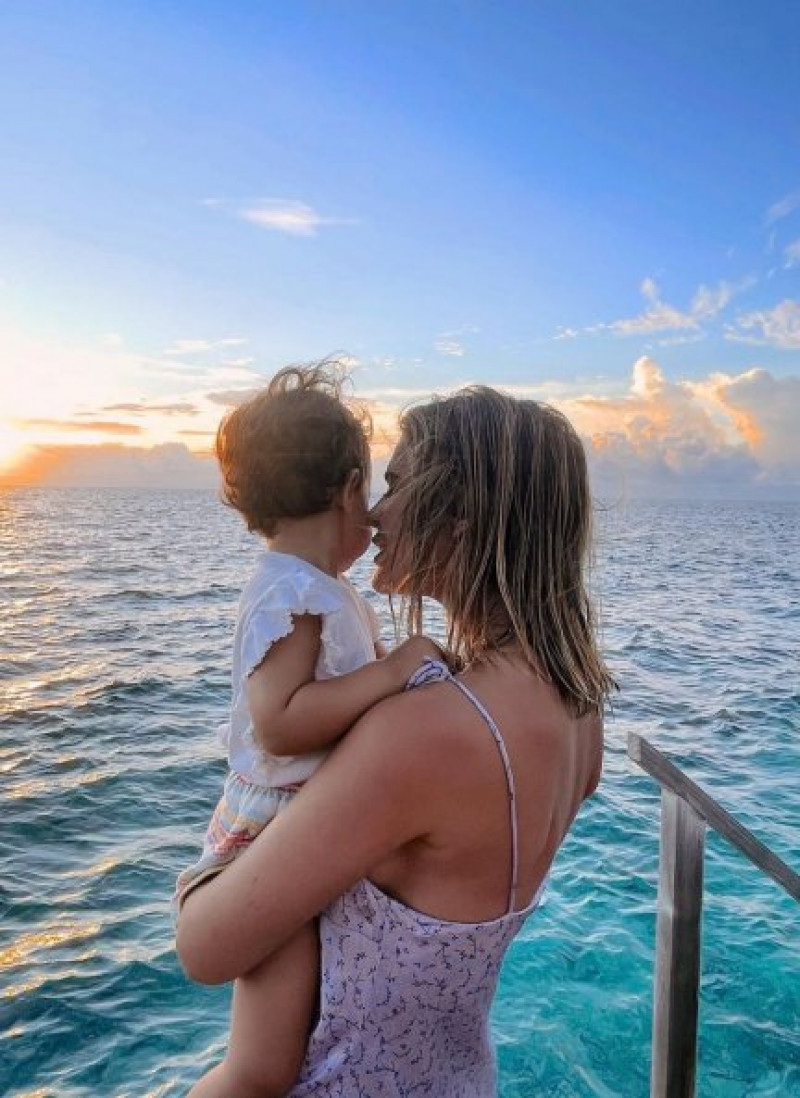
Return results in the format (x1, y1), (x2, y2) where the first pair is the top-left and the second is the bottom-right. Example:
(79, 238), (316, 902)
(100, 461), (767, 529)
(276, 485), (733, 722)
(247, 616), (439, 756)
(177, 693), (433, 983)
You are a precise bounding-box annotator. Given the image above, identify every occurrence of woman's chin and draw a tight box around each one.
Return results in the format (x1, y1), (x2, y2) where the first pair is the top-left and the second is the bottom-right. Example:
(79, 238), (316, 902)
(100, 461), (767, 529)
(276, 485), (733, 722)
(371, 554), (402, 595)
(372, 562), (418, 599)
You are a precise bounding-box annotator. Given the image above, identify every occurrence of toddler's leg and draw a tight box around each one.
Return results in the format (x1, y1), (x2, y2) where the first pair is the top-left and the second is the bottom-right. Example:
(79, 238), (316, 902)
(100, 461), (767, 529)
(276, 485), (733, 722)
(187, 921), (319, 1098)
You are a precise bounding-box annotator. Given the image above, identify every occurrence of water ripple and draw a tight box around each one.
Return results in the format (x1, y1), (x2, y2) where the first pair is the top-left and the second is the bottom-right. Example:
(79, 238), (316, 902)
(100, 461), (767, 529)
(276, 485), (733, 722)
(1, 490), (798, 1097)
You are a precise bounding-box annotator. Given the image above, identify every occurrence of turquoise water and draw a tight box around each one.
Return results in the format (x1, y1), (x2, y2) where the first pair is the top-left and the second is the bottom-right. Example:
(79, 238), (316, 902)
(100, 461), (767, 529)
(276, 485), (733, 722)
(1, 490), (797, 1097)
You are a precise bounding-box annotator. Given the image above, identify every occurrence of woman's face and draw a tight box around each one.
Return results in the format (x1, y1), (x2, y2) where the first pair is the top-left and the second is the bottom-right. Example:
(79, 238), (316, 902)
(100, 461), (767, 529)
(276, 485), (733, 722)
(369, 442), (413, 596)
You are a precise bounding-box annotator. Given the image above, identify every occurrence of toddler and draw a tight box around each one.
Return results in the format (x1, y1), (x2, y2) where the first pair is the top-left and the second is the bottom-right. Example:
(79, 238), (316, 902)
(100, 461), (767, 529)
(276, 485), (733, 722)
(177, 363), (437, 1098)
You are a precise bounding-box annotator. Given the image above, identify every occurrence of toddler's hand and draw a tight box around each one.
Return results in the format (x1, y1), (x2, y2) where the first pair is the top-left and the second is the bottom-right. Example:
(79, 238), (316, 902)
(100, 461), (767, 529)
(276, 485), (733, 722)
(385, 635), (446, 688)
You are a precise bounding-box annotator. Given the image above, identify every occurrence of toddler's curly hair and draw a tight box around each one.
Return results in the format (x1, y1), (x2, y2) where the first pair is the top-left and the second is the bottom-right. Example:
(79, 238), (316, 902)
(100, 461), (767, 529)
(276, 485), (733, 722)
(216, 360), (372, 536)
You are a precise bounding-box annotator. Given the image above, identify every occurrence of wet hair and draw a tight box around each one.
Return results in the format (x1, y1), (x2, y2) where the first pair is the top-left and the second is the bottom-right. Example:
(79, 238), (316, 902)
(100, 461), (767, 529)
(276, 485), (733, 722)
(216, 359), (371, 537)
(394, 387), (616, 716)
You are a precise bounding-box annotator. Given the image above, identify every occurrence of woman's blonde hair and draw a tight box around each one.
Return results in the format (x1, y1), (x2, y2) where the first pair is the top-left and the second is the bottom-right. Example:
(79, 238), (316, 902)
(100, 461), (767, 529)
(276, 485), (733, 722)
(396, 387), (615, 716)
(216, 360), (371, 536)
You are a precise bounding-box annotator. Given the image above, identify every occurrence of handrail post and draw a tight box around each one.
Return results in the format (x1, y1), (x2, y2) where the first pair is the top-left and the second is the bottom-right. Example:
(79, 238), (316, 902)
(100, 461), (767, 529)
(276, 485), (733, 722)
(652, 789), (706, 1098)
(629, 732), (800, 1096)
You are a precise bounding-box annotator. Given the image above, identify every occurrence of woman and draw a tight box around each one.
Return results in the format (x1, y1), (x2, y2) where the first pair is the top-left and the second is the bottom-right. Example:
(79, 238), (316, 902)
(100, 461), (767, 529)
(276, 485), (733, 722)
(178, 386), (614, 1096)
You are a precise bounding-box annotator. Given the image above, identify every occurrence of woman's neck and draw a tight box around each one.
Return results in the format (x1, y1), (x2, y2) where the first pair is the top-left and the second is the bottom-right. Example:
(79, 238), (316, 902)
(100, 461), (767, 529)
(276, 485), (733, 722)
(443, 594), (518, 653)
(267, 514), (343, 577)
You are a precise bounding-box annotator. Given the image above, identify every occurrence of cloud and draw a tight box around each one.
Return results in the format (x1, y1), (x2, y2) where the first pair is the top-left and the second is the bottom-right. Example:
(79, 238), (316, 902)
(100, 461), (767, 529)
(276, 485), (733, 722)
(240, 201), (325, 236)
(586, 429), (761, 500)
(726, 299), (800, 349)
(184, 363), (264, 386)
(205, 387), (261, 407)
(433, 326), (479, 357)
(0, 443), (218, 489)
(210, 198), (356, 238)
(555, 277), (752, 342)
(564, 357), (728, 451)
(164, 338), (246, 356)
(554, 357), (799, 498)
(102, 401), (199, 416)
(766, 189), (800, 226)
(17, 418), (144, 436)
(609, 277), (696, 335)
(220, 357), (256, 369)
(206, 194), (359, 236)
(607, 277), (743, 336)
(165, 340), (211, 355)
(691, 369), (800, 468)
(690, 281), (737, 319)
(434, 339), (465, 357)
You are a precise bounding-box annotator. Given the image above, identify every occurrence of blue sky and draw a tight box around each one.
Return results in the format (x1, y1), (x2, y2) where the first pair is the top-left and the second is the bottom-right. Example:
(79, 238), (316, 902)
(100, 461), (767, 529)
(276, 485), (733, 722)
(0, 1), (798, 493)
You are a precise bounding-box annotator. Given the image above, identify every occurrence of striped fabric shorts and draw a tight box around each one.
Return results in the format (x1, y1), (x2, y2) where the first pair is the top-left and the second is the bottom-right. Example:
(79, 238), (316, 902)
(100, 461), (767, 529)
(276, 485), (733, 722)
(174, 770), (297, 907)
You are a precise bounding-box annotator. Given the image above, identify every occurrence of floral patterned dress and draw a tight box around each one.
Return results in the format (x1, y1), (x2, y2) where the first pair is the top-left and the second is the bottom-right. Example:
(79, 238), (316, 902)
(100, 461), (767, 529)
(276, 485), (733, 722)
(288, 661), (546, 1097)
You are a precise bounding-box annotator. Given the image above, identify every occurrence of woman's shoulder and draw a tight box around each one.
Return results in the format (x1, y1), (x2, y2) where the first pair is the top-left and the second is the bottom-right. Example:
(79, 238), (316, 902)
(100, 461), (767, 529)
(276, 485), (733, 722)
(346, 680), (479, 776)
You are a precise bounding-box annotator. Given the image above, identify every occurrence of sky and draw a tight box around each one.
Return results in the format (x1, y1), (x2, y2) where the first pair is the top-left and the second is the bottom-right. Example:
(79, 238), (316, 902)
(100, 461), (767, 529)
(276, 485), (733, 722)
(0, 1), (798, 498)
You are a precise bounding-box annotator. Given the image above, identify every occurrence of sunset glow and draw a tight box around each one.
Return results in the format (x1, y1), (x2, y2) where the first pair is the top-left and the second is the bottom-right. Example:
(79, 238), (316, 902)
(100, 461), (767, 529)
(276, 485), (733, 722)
(0, 424), (28, 475)
(0, 6), (796, 497)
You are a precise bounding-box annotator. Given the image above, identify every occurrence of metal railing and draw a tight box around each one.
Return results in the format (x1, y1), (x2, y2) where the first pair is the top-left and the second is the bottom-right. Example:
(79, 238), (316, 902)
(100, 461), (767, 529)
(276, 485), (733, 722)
(627, 733), (800, 1098)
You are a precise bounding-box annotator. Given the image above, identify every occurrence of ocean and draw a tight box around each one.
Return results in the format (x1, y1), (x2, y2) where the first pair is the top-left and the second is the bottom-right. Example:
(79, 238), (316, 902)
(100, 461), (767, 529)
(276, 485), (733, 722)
(1, 489), (797, 1097)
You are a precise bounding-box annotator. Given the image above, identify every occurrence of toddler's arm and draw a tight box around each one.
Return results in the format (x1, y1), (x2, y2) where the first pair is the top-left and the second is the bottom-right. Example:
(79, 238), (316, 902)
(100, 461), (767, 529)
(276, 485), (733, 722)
(247, 615), (439, 757)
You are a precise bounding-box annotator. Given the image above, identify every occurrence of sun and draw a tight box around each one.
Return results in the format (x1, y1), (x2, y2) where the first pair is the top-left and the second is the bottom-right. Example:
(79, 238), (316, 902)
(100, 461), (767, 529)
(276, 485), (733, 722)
(0, 422), (29, 475)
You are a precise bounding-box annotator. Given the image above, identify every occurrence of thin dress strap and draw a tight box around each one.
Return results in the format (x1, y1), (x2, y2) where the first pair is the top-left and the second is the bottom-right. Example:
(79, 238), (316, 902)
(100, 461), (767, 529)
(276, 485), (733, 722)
(405, 658), (520, 915)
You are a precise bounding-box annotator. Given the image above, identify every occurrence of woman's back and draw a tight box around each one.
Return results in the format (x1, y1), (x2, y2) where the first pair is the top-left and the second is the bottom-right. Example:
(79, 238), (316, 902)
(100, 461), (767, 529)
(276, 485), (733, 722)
(370, 657), (602, 924)
(287, 659), (601, 1096)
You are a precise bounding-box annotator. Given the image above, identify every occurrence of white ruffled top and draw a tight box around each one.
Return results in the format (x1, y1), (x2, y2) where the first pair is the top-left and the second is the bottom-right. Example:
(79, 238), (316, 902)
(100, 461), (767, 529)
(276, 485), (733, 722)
(219, 550), (382, 788)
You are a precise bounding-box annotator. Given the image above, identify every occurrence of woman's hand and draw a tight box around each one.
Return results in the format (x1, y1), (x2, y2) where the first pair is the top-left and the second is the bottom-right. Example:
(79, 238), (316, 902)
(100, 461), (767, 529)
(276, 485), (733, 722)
(383, 635), (447, 686)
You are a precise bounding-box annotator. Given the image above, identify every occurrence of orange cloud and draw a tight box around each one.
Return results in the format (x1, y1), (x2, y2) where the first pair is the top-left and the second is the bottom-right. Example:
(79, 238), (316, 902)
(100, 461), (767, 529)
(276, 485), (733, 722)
(551, 358), (798, 497)
(557, 357), (734, 471)
(691, 369), (800, 467)
(0, 443), (218, 489)
(17, 418), (144, 435)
